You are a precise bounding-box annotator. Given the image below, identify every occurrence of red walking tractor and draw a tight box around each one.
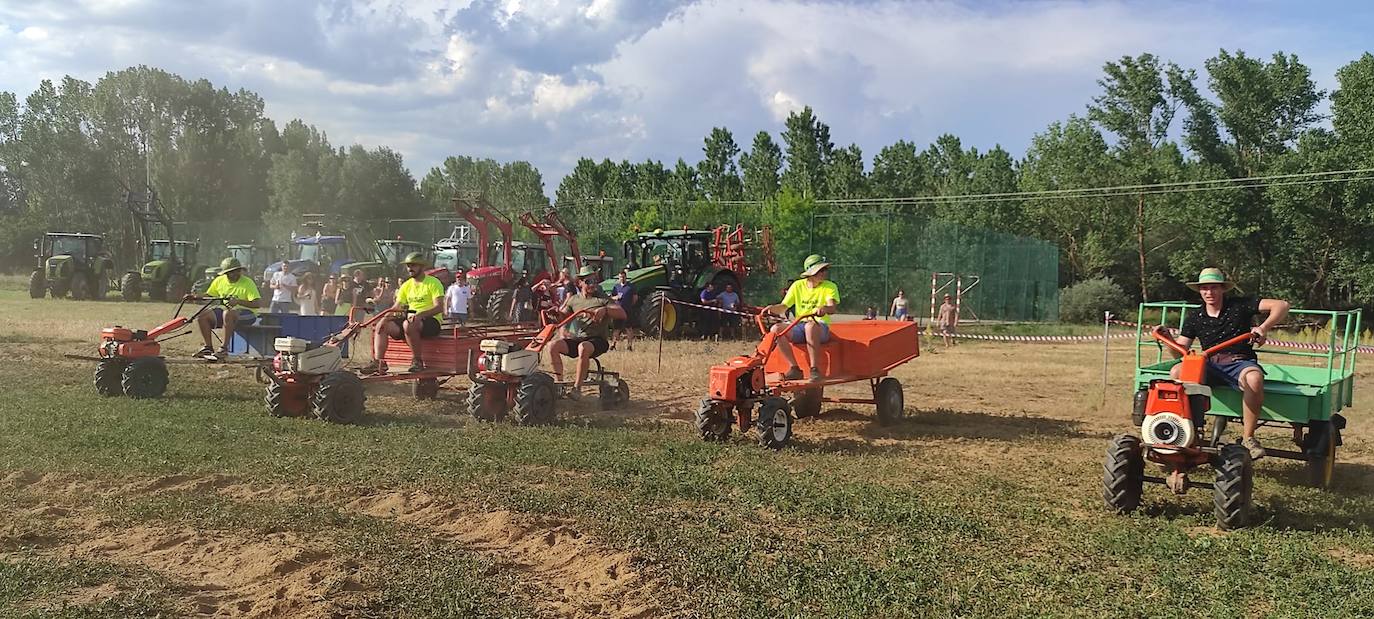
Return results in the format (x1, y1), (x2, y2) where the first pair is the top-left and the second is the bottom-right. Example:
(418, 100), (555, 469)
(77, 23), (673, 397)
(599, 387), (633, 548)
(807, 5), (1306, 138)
(697, 312), (919, 449)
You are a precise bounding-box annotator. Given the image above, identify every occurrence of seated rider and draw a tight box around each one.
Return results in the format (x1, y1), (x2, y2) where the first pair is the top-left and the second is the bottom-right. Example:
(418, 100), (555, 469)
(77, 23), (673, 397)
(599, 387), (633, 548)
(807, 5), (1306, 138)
(191, 258), (263, 358)
(764, 254), (839, 383)
(1160, 267), (1290, 460)
(362, 253), (445, 374)
(548, 265), (626, 399)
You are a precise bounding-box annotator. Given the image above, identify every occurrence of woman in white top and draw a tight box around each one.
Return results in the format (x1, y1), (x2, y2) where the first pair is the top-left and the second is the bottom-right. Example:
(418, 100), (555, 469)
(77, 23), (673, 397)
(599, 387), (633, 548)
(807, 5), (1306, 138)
(297, 273), (318, 316)
(890, 289), (909, 320)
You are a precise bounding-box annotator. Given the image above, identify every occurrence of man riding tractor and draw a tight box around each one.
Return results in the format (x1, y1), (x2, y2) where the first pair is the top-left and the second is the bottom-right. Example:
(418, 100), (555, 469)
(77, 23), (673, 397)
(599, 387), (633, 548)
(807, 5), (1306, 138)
(1160, 267), (1290, 461)
(764, 254), (840, 383)
(190, 258), (263, 359)
(362, 253), (445, 374)
(547, 265), (626, 399)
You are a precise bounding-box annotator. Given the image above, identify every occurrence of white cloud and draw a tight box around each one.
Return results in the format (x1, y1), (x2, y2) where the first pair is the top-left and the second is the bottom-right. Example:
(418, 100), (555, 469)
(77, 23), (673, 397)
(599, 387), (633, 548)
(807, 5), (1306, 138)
(532, 74), (600, 116)
(17, 26), (49, 41)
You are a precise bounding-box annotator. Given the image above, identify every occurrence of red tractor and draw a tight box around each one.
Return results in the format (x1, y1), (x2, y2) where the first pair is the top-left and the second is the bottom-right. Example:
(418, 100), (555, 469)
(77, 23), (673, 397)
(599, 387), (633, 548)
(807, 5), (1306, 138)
(451, 195), (554, 321)
(1103, 329), (1257, 529)
(93, 297), (228, 398)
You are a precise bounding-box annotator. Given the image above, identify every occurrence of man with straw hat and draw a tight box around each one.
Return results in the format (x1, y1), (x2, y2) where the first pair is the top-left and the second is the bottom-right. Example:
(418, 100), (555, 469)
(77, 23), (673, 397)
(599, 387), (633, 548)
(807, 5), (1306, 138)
(1156, 267), (1290, 460)
(765, 254), (840, 383)
(190, 257), (263, 359)
(548, 264), (626, 399)
(362, 253), (445, 374)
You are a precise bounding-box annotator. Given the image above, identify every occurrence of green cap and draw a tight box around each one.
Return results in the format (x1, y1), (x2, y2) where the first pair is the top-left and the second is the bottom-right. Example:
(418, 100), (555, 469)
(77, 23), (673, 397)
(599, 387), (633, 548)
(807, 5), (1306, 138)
(403, 252), (428, 266)
(1186, 267), (1240, 293)
(577, 264), (599, 278)
(218, 257), (245, 275)
(800, 254), (831, 277)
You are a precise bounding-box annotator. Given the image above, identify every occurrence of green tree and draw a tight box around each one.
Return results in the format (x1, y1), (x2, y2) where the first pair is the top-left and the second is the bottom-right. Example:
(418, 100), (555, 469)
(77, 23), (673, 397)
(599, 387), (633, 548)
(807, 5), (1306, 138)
(740, 131), (782, 201)
(698, 127), (743, 201)
(824, 143), (866, 200)
(870, 140), (928, 199)
(780, 106), (833, 198)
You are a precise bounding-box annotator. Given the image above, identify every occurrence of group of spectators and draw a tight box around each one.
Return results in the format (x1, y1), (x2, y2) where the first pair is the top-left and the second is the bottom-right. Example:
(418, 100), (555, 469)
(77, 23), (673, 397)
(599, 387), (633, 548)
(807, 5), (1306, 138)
(263, 262), (405, 319)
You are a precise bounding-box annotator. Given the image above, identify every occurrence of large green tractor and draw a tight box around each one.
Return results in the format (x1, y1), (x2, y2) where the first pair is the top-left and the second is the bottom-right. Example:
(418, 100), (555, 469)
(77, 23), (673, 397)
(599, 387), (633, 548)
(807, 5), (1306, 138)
(29, 233), (118, 300)
(602, 229), (746, 339)
(339, 239), (432, 281)
(195, 243), (274, 293)
(132, 240), (204, 302)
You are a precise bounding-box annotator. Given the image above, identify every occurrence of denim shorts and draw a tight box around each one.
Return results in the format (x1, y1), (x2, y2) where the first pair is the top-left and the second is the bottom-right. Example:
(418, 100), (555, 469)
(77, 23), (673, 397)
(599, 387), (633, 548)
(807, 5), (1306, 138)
(1206, 357), (1264, 389)
(211, 308), (257, 328)
(789, 320), (831, 344)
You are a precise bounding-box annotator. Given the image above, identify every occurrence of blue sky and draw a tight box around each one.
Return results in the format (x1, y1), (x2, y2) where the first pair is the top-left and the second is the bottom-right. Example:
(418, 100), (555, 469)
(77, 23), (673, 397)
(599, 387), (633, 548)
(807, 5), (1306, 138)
(1, 0), (1370, 195)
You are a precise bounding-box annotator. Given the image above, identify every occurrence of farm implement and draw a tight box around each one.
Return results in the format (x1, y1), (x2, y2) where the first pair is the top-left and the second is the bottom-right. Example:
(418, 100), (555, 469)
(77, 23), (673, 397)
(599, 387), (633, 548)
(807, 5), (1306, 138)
(83, 296), (232, 398)
(1104, 303), (1361, 529)
(264, 309), (541, 423)
(697, 312), (919, 449)
(466, 308), (631, 425)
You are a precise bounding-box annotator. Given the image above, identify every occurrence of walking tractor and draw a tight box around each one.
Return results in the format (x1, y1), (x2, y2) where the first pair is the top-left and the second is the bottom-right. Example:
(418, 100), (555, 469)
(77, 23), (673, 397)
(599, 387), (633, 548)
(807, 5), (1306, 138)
(697, 312), (919, 449)
(1103, 303), (1361, 529)
(89, 296), (230, 398)
(466, 308), (631, 425)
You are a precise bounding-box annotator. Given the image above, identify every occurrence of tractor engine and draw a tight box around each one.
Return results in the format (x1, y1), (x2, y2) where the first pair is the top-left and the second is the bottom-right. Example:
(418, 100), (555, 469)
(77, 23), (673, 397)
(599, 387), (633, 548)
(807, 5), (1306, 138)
(273, 337), (344, 376)
(99, 326), (159, 359)
(1140, 379), (1211, 452)
(476, 339), (540, 376)
(707, 355), (765, 403)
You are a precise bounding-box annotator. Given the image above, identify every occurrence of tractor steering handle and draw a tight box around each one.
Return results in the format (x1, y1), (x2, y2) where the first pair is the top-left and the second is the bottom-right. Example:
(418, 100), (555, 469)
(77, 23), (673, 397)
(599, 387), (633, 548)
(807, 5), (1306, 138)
(1151, 326), (1254, 358)
(755, 309), (817, 337)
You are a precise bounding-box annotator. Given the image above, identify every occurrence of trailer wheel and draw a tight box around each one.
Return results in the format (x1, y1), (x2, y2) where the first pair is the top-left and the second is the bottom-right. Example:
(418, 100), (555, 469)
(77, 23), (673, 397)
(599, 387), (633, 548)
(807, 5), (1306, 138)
(1213, 443), (1253, 530)
(755, 397), (793, 450)
(1102, 434), (1144, 514)
(513, 372), (556, 426)
(874, 377), (904, 425)
(791, 387), (823, 419)
(1303, 419), (1338, 488)
(28, 270), (45, 299)
(413, 378), (439, 400)
(265, 380), (310, 417)
(122, 357), (168, 399)
(695, 398), (733, 442)
(313, 371), (365, 424)
(94, 359), (127, 397)
(467, 381), (508, 422)
(120, 272), (142, 302)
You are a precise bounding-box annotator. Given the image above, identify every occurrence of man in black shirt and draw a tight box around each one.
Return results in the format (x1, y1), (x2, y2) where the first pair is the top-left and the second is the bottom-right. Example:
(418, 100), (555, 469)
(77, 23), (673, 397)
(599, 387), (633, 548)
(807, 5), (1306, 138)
(1161, 268), (1289, 460)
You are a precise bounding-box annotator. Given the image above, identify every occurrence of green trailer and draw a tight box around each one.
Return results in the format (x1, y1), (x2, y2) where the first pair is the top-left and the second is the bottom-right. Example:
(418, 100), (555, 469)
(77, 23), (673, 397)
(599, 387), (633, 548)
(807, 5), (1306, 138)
(1132, 302), (1361, 487)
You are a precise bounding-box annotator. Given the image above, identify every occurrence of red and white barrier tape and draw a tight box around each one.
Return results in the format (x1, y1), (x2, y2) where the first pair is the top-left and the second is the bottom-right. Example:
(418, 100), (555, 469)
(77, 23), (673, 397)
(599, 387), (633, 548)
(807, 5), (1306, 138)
(663, 297), (758, 317)
(944, 331), (1136, 343)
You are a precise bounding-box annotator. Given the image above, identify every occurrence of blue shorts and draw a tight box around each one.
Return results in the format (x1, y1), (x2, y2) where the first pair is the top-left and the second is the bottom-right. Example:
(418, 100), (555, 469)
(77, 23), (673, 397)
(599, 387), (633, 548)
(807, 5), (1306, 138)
(211, 308), (257, 328)
(789, 320), (831, 344)
(894, 308), (908, 319)
(1205, 357), (1263, 389)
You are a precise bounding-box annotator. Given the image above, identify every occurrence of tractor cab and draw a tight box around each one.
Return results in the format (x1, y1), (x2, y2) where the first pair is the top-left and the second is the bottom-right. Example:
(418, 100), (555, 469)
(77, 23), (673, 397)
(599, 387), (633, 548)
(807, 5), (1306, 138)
(40, 233), (101, 262)
(226, 244), (274, 274)
(376, 239), (430, 269)
(267, 235), (351, 281)
(623, 230), (713, 288)
(30, 233), (115, 299)
(150, 240), (198, 266)
(487, 242), (550, 282)
(564, 254), (615, 280)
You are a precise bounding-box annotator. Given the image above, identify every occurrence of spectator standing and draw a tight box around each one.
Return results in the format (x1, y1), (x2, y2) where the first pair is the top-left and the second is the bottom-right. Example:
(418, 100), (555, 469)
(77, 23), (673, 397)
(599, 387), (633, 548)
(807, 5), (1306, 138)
(321, 275), (338, 315)
(890, 289), (909, 321)
(445, 273), (473, 326)
(269, 263), (297, 313)
(610, 271), (637, 350)
(937, 294), (958, 348)
(373, 277), (395, 314)
(716, 283), (741, 339)
(297, 273), (318, 316)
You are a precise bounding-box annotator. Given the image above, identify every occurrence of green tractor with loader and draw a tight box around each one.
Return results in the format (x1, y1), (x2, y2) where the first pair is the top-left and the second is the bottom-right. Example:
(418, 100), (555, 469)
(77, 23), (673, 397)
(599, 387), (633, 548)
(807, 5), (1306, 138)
(604, 225), (775, 338)
(195, 243), (276, 294)
(28, 233), (119, 300)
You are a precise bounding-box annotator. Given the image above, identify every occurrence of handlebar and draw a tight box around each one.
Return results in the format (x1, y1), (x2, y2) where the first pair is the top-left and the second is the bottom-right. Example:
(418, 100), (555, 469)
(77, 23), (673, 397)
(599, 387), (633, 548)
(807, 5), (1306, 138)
(1151, 327), (1254, 358)
(755, 309), (817, 337)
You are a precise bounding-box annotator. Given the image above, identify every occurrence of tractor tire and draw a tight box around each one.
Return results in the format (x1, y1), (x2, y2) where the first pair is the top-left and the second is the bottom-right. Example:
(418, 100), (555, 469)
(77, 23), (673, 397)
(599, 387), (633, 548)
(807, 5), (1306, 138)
(695, 398), (733, 442)
(312, 371), (365, 424)
(121, 273), (142, 302)
(166, 274), (189, 303)
(413, 378), (440, 400)
(94, 274), (109, 300)
(791, 387), (823, 419)
(147, 279), (167, 302)
(642, 291), (680, 338)
(1213, 443), (1253, 530)
(94, 359), (127, 397)
(487, 289), (514, 324)
(598, 378), (630, 411)
(1102, 435), (1144, 514)
(121, 357), (169, 399)
(70, 273), (90, 300)
(874, 377), (905, 425)
(1303, 418), (1338, 488)
(265, 380), (311, 418)
(49, 279), (68, 299)
(512, 371), (557, 426)
(755, 397), (793, 450)
(467, 381), (508, 422)
(28, 271), (45, 299)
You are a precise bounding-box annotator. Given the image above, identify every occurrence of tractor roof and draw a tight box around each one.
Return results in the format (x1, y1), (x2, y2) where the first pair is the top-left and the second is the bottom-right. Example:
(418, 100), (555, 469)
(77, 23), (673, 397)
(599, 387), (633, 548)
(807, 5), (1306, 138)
(637, 230), (713, 239)
(294, 235), (347, 245)
(46, 232), (103, 239)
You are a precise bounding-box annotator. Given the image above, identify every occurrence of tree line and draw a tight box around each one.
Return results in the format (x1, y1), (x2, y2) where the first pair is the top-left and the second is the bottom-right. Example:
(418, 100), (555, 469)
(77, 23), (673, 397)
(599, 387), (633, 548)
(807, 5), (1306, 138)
(3, 51), (1373, 310)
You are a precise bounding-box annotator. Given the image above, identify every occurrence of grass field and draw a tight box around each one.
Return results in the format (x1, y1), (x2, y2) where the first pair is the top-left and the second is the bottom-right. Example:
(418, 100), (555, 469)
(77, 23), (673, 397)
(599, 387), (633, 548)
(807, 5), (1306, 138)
(2, 275), (1374, 618)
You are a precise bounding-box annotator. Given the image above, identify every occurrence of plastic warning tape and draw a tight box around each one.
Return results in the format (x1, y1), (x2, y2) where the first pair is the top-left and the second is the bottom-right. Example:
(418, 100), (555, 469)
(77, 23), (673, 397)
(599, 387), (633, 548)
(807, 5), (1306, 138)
(944, 331), (1136, 342)
(664, 297), (758, 317)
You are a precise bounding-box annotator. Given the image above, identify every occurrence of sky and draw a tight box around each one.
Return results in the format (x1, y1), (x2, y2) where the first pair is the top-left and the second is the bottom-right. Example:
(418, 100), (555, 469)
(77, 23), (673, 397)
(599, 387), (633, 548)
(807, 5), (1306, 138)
(1, 0), (1370, 196)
